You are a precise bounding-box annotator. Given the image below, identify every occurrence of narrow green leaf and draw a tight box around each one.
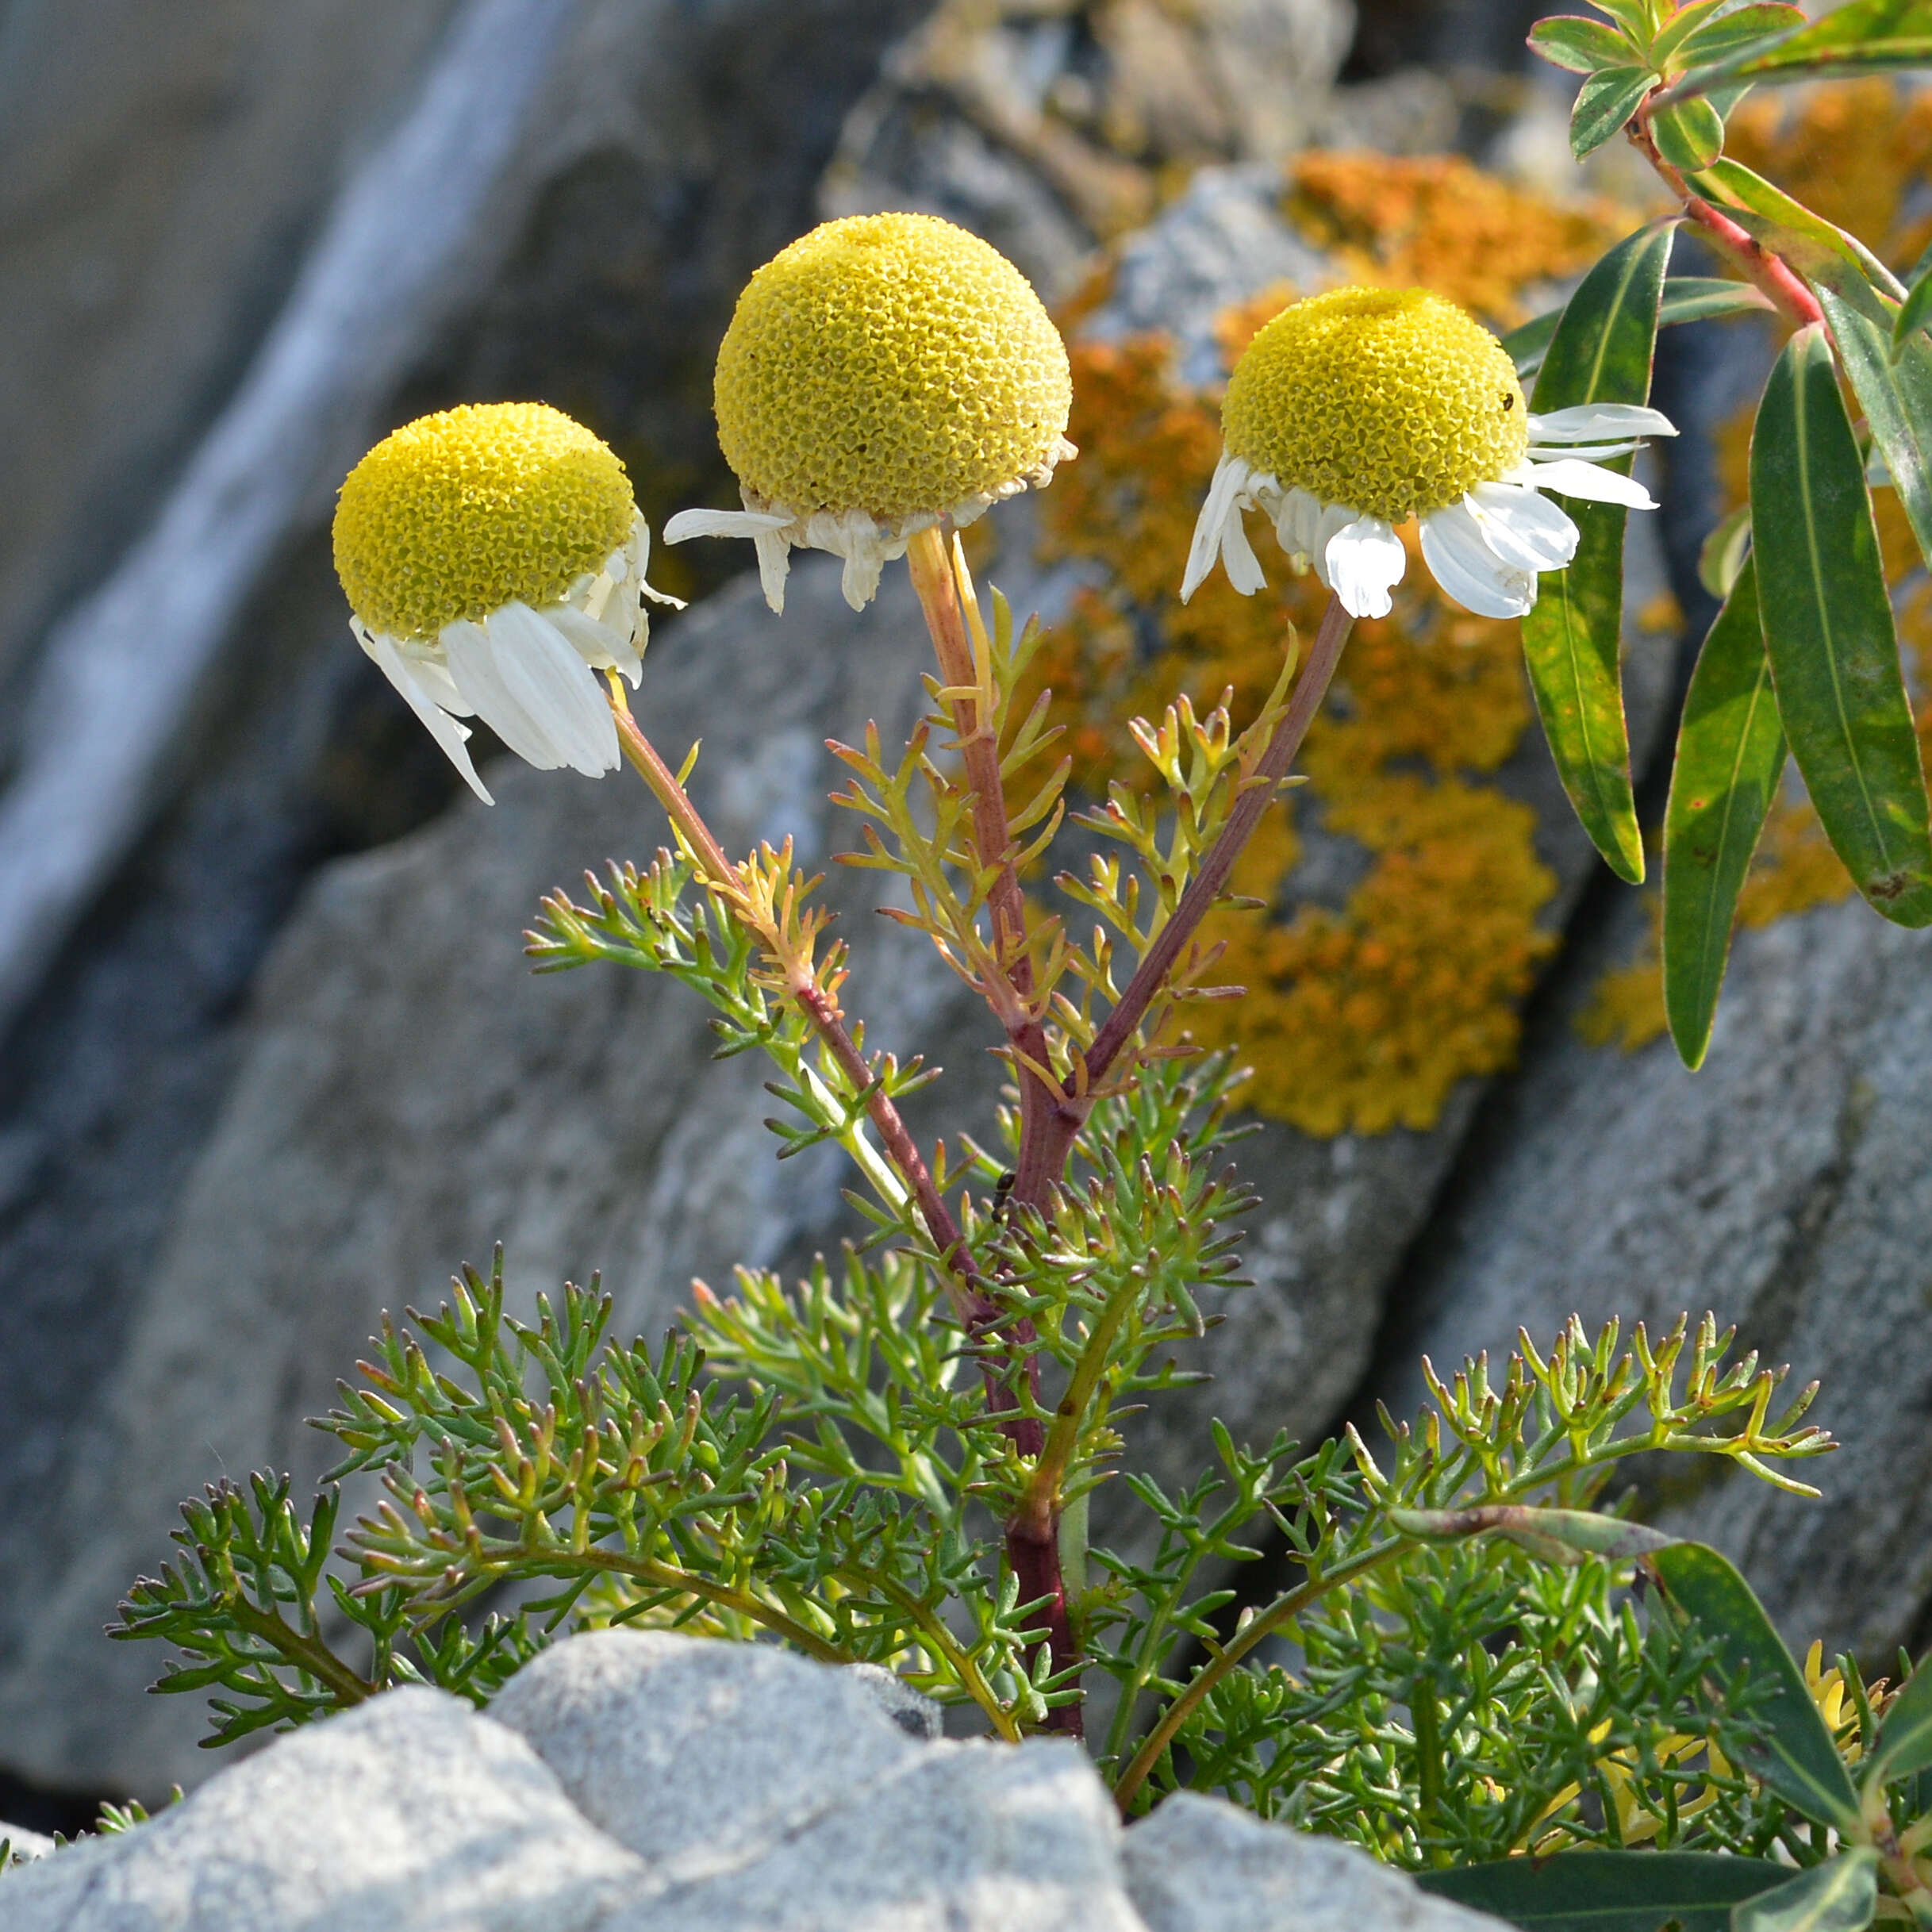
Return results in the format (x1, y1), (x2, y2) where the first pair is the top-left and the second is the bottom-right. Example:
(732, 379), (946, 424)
(1665, 1), (1804, 67)
(1696, 158), (1907, 298)
(1662, 558), (1785, 1069)
(1504, 277), (1768, 383)
(1894, 263), (1932, 358)
(1647, 1542), (1863, 1833)
(1865, 1647), (1932, 1788)
(1523, 222), (1674, 883)
(1531, 13), (1642, 71)
(1751, 325), (1932, 927)
(1653, 96), (1727, 168)
(1698, 504), (1753, 599)
(1649, 0), (1738, 63)
(1737, 0), (1932, 79)
(1419, 1853), (1790, 1932)
(1573, 65), (1657, 156)
(1808, 281), (1932, 578)
(1732, 1853), (1877, 1932)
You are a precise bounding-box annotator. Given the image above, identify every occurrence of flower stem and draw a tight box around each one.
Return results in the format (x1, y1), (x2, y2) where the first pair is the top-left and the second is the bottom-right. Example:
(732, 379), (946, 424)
(1627, 113), (1822, 329)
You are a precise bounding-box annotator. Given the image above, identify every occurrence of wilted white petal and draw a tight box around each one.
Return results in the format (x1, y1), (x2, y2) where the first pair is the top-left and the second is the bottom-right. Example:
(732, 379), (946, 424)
(1306, 503), (1361, 592)
(356, 623), (490, 803)
(1419, 505), (1536, 618)
(663, 506), (793, 543)
(392, 638), (473, 716)
(1527, 403), (1677, 441)
(752, 528), (792, 613)
(487, 603), (620, 776)
(1323, 517), (1406, 619)
(443, 616), (563, 769)
(1467, 481), (1579, 572)
(636, 513), (683, 608)
(1182, 451), (1251, 601)
(548, 601), (641, 684)
(1271, 486), (1323, 564)
(840, 543), (888, 612)
(1524, 456), (1657, 509)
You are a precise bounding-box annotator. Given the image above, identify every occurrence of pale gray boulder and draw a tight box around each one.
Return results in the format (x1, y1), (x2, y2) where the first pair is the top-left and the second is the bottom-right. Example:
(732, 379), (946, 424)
(603, 1734), (1147, 1932)
(1123, 1790), (1511, 1932)
(488, 1629), (924, 1880)
(0, 1686), (644, 1932)
(847, 1661), (946, 1739)
(1, 1820), (57, 1863)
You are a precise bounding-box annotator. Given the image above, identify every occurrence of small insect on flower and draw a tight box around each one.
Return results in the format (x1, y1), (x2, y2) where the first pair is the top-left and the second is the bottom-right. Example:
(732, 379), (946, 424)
(665, 211), (1076, 613)
(332, 401), (682, 803)
(1182, 286), (1675, 620)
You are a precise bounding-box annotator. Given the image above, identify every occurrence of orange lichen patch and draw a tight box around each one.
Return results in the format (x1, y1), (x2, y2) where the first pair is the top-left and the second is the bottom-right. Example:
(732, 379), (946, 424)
(1032, 317), (1558, 1135)
(1283, 153), (1629, 326)
(1725, 81), (1932, 272)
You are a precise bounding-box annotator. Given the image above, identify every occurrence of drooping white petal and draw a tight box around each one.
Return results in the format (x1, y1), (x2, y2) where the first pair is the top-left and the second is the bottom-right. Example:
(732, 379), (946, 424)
(1271, 486), (1324, 569)
(1182, 451), (1252, 601)
(487, 602), (620, 776)
(1527, 403), (1677, 442)
(752, 528), (792, 613)
(355, 622), (490, 803)
(663, 506), (793, 543)
(1419, 504), (1537, 618)
(547, 601), (642, 684)
(840, 543), (888, 612)
(1523, 455), (1658, 509)
(1323, 517), (1407, 620)
(1466, 480), (1579, 572)
(635, 513), (683, 608)
(1221, 502), (1267, 596)
(1523, 440), (1641, 463)
(393, 638), (473, 716)
(442, 617), (562, 769)
(1305, 502), (1362, 593)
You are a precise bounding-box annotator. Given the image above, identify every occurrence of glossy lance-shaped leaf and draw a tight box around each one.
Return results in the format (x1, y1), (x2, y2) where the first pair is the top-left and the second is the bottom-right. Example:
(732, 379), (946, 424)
(1660, 1), (1804, 69)
(1808, 277), (1932, 580)
(1732, 1853), (1878, 1932)
(1895, 254), (1932, 358)
(1751, 325), (1932, 927)
(1696, 159), (1907, 299)
(1530, 13), (1642, 71)
(1662, 557), (1785, 1070)
(1522, 221), (1674, 883)
(1665, 0), (1932, 102)
(1504, 278), (1769, 382)
(1646, 1542), (1864, 1833)
(1419, 1853), (1791, 1932)
(1865, 1646), (1932, 1788)
(1573, 65), (1657, 156)
(1652, 97), (1727, 170)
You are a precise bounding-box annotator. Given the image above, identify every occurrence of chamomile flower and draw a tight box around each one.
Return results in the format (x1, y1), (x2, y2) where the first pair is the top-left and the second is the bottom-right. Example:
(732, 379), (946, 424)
(332, 401), (681, 804)
(1181, 286), (1676, 621)
(664, 212), (1075, 613)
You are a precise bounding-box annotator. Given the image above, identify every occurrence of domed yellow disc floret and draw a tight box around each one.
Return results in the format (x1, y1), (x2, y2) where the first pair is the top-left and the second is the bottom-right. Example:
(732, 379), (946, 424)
(712, 212), (1072, 523)
(1223, 287), (1528, 524)
(332, 402), (635, 642)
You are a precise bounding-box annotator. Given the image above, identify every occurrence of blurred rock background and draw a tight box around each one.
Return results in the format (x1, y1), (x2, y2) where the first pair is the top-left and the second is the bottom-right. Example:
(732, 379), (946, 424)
(1, 0), (1927, 1822)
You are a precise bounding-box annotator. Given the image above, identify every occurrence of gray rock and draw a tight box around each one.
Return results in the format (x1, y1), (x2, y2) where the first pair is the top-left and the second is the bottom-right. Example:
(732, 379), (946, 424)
(1389, 886), (1932, 1659)
(847, 1661), (945, 1740)
(0, 1686), (644, 1930)
(1123, 1791), (1510, 1932)
(1, 1819), (57, 1863)
(488, 1630), (920, 1878)
(603, 1734), (1146, 1932)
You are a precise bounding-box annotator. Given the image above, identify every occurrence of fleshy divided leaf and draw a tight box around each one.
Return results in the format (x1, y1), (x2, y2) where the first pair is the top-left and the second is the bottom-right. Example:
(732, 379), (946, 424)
(1731, 1853), (1878, 1932)
(1662, 555), (1784, 1069)
(1750, 325), (1932, 928)
(1419, 1853), (1791, 1932)
(1522, 221), (1674, 884)
(1531, 13), (1642, 70)
(1646, 1542), (1863, 1834)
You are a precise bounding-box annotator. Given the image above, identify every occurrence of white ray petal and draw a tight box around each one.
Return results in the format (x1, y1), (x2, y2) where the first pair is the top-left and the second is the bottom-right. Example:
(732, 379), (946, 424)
(1419, 504), (1536, 618)
(1527, 403), (1677, 441)
(356, 623), (490, 802)
(1271, 486), (1323, 567)
(840, 544), (888, 612)
(753, 528), (792, 613)
(1523, 440), (1641, 463)
(1182, 451), (1250, 601)
(663, 506), (793, 543)
(391, 639), (473, 716)
(1306, 503), (1360, 593)
(1523, 456), (1658, 509)
(484, 602), (620, 776)
(442, 616), (563, 769)
(1323, 517), (1406, 619)
(547, 601), (641, 684)
(1467, 481), (1579, 572)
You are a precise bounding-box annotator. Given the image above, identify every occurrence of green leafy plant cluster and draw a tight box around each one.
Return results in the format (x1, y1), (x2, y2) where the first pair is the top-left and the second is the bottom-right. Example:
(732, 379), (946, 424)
(88, 16), (1932, 1930)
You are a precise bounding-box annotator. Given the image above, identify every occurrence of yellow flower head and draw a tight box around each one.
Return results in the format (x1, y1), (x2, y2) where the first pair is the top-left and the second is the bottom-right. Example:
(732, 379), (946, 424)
(712, 212), (1072, 523)
(332, 401), (636, 642)
(1223, 287), (1527, 524)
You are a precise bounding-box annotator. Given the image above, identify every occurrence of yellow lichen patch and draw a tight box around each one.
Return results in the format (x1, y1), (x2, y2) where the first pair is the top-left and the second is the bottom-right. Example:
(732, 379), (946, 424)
(1285, 152), (1630, 325)
(1223, 288), (1529, 523)
(333, 402), (634, 643)
(1033, 329), (1555, 1136)
(712, 212), (1071, 522)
